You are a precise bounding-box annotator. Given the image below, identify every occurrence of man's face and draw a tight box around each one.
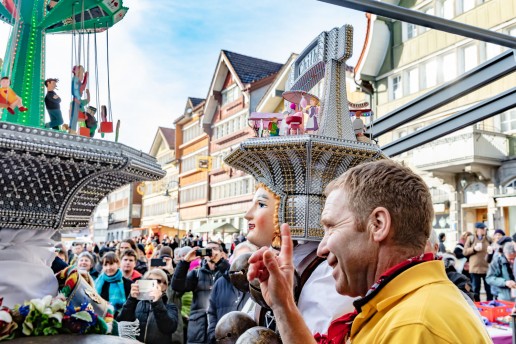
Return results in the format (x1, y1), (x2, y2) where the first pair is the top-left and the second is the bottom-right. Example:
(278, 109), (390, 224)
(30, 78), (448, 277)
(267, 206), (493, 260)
(476, 227), (486, 237)
(103, 261), (119, 276)
(120, 242), (132, 253)
(494, 233), (503, 243)
(317, 188), (376, 297)
(73, 244), (83, 255)
(121, 256), (136, 273)
(244, 187), (276, 247)
(206, 243), (221, 262)
(0, 78), (9, 88)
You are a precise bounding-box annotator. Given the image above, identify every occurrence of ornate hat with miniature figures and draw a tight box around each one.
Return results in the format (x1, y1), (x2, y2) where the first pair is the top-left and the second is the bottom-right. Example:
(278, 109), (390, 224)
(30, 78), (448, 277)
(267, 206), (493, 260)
(224, 25), (386, 243)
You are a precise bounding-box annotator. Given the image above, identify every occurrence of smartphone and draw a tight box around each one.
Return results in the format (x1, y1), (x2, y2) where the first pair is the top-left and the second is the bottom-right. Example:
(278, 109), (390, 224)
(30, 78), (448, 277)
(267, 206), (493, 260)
(195, 248), (213, 257)
(150, 258), (167, 267)
(136, 279), (157, 301)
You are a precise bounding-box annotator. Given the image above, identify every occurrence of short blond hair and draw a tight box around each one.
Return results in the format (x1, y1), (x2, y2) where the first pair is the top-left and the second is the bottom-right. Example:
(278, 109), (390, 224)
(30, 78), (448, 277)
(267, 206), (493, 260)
(325, 160), (433, 250)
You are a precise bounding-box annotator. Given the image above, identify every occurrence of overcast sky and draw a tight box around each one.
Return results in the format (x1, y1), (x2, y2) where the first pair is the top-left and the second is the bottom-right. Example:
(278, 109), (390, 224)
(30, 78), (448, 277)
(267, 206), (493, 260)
(0, 0), (367, 153)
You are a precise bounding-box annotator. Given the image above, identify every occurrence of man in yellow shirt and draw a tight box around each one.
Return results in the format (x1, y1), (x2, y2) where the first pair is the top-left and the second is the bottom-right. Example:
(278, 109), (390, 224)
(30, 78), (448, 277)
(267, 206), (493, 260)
(248, 160), (492, 343)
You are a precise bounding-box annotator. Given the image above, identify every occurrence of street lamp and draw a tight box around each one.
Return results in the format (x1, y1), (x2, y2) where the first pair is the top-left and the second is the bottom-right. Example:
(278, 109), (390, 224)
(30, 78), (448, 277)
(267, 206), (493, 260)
(164, 180), (179, 197)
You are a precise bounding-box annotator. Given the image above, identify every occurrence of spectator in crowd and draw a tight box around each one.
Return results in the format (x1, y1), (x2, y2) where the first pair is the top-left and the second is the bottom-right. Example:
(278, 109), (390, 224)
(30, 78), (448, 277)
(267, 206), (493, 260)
(172, 242), (230, 344)
(121, 249), (142, 282)
(77, 251), (99, 281)
(172, 235), (180, 251)
(487, 229), (507, 263)
(169, 246), (193, 344)
(52, 243), (69, 274)
(207, 241), (257, 344)
(69, 242), (84, 265)
(438, 232), (446, 253)
(145, 238), (155, 259)
(152, 246), (174, 282)
(95, 252), (132, 316)
(426, 230), (474, 300)
(120, 239), (136, 255)
(464, 222), (493, 301)
(193, 235), (203, 248)
(136, 243), (149, 276)
(454, 231), (473, 277)
(487, 236), (516, 301)
(118, 269), (179, 344)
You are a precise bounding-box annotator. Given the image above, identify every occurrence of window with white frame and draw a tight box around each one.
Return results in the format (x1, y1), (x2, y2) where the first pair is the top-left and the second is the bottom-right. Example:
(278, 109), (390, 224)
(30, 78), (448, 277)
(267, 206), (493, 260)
(459, 0), (476, 14)
(407, 67), (419, 94)
(438, 0), (455, 19)
(183, 121), (204, 143)
(485, 42), (501, 61)
(441, 52), (457, 82)
(424, 59), (437, 88)
(211, 178), (254, 201)
(181, 149), (208, 173)
(407, 23), (418, 39)
(390, 74), (403, 100)
(222, 85), (242, 106)
(500, 110), (516, 133)
(180, 184), (207, 204)
(421, 6), (435, 32)
(462, 44), (478, 73)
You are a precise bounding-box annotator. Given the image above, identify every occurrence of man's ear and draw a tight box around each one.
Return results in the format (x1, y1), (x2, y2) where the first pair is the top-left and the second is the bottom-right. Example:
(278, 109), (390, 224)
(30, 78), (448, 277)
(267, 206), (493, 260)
(368, 207), (391, 243)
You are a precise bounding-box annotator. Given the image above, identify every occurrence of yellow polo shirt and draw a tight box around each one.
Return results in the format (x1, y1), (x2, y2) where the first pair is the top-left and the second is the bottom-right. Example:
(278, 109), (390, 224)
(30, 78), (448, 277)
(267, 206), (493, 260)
(350, 260), (492, 343)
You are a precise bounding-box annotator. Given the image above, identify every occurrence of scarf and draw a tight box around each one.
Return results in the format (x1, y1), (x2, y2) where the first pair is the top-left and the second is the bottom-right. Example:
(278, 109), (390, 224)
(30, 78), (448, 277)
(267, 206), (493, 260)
(314, 252), (435, 344)
(95, 269), (126, 313)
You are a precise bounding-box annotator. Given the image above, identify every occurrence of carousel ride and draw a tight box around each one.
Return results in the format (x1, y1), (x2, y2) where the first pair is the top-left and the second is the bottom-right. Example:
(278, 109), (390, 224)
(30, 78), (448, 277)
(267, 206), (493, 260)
(0, 0), (125, 133)
(0, 1), (163, 342)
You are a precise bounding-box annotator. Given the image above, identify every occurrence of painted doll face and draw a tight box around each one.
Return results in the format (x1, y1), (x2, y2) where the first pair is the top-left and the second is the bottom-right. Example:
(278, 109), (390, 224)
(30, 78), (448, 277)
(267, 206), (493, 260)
(244, 187), (277, 248)
(0, 78), (9, 88)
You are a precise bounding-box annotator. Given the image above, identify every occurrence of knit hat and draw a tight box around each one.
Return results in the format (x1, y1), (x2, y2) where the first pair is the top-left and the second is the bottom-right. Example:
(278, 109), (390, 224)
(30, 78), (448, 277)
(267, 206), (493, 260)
(494, 229), (505, 236)
(137, 243), (145, 253)
(160, 246), (173, 258)
(77, 251), (94, 265)
(475, 222), (487, 229)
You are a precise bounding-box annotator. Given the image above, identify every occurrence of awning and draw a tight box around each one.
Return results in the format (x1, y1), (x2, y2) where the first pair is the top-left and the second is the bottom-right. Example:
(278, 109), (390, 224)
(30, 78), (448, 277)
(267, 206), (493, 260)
(194, 222), (240, 235)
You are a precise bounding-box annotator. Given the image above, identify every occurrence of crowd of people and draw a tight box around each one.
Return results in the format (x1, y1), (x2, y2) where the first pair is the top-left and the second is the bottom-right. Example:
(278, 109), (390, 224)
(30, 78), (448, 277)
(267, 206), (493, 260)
(50, 231), (249, 344)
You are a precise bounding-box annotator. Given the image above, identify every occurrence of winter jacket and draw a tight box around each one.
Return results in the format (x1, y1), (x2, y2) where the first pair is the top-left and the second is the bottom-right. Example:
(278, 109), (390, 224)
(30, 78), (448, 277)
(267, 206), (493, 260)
(167, 287), (185, 344)
(171, 259), (230, 344)
(463, 235), (492, 274)
(117, 294), (179, 344)
(486, 237), (515, 301)
(207, 273), (250, 344)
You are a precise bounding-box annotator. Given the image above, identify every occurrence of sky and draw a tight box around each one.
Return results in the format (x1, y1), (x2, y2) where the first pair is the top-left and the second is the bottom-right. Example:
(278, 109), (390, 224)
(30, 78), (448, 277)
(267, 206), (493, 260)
(0, 0), (367, 153)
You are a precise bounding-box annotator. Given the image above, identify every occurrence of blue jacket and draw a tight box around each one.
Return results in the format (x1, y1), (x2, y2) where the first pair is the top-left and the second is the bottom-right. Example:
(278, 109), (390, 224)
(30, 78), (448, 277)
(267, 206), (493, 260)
(486, 237), (515, 301)
(207, 274), (250, 344)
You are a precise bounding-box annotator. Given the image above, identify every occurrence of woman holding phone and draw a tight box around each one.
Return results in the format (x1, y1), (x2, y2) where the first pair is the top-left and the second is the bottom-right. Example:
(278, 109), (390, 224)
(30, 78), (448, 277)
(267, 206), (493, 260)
(117, 269), (179, 344)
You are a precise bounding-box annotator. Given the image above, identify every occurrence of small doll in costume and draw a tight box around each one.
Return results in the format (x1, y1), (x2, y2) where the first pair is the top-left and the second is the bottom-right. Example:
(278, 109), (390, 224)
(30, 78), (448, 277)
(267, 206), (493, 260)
(304, 97), (320, 133)
(0, 77), (28, 115)
(268, 117), (279, 136)
(69, 65), (88, 134)
(285, 103), (304, 135)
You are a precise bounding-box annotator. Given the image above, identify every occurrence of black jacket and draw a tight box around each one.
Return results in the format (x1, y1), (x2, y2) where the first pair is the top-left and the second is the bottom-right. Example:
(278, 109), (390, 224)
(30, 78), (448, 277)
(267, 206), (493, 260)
(117, 295), (178, 344)
(207, 273), (250, 344)
(171, 259), (230, 344)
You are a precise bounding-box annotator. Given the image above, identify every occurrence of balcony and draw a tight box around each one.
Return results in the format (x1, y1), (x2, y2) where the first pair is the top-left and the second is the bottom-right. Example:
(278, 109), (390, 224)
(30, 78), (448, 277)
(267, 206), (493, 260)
(412, 126), (508, 173)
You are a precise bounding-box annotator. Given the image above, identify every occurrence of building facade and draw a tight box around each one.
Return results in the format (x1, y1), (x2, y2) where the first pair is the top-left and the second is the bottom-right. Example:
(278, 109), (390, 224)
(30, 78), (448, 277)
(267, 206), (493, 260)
(139, 127), (181, 239)
(357, 0), (516, 245)
(174, 97), (210, 233)
(105, 183), (142, 242)
(202, 50), (283, 234)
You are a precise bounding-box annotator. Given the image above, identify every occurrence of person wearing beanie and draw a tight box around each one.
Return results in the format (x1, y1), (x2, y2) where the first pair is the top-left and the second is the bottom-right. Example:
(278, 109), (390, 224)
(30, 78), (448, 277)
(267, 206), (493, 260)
(154, 246), (174, 280)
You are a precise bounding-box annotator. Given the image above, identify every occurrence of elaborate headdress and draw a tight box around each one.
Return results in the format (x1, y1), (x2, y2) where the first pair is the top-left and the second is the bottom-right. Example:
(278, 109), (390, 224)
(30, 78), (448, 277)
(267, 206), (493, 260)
(224, 25), (386, 243)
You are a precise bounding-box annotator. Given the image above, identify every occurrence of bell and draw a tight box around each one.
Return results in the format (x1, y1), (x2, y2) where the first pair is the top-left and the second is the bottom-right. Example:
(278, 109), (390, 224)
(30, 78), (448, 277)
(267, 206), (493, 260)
(215, 311), (257, 344)
(249, 277), (271, 310)
(229, 252), (252, 292)
(235, 326), (282, 344)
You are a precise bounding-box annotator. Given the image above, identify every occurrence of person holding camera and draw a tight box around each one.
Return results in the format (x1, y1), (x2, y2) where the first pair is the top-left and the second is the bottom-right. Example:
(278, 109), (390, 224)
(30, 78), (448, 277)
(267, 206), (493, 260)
(117, 269), (179, 344)
(171, 242), (230, 344)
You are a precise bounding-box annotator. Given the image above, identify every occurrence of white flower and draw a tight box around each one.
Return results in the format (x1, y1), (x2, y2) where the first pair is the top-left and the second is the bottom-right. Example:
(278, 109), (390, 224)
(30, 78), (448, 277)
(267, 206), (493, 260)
(0, 310), (12, 323)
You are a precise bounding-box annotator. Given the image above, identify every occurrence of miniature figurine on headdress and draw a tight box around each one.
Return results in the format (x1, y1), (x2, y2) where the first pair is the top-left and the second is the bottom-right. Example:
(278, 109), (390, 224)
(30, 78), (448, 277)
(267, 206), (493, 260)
(285, 103), (303, 135)
(353, 110), (371, 143)
(44, 78), (63, 130)
(0, 77), (28, 115)
(304, 97), (320, 133)
(268, 117), (279, 136)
